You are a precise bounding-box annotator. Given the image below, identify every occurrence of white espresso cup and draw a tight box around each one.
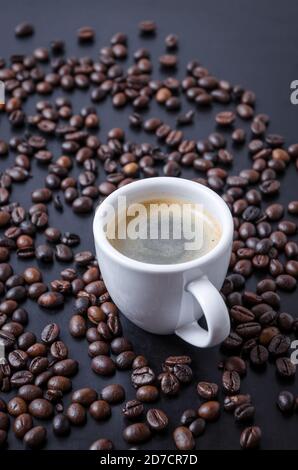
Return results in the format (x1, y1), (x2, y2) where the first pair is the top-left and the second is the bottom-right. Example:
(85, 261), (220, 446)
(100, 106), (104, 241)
(93, 177), (233, 347)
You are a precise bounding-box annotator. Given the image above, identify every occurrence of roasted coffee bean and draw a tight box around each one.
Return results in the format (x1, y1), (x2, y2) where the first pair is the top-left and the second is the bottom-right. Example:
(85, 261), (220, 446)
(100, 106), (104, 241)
(188, 417), (205, 437)
(13, 413), (33, 439)
(235, 322), (261, 338)
(123, 422), (151, 444)
(160, 372), (180, 396)
(38, 292), (64, 309)
(66, 403), (86, 426)
(197, 382), (218, 399)
(122, 400), (144, 420)
(224, 394), (251, 412)
(250, 345), (269, 366)
(136, 385), (159, 403)
(164, 355), (191, 368)
(28, 398), (53, 419)
(53, 359), (78, 377)
(41, 323), (60, 344)
(23, 425), (47, 449)
(222, 370), (241, 394)
(50, 341), (68, 360)
(180, 409), (197, 426)
(116, 350), (136, 370)
(89, 438), (113, 450)
(277, 391), (294, 413)
(146, 408), (168, 431)
(234, 403), (255, 422)
(11, 370), (34, 388)
(0, 411), (9, 431)
(268, 334), (290, 356)
(52, 414), (70, 436)
(77, 26), (95, 42)
(91, 355), (116, 376)
(110, 336), (133, 355)
(230, 305), (255, 323)
(276, 357), (296, 378)
(8, 350), (28, 369)
(15, 22), (34, 37)
(7, 397), (28, 417)
(72, 388), (98, 407)
(198, 401), (220, 421)
(224, 356), (247, 376)
(173, 426), (195, 450)
(89, 400), (111, 421)
(18, 384), (42, 402)
(101, 384), (125, 404)
(240, 426), (261, 449)
(131, 366), (155, 388)
(69, 315), (87, 338)
(222, 331), (243, 349)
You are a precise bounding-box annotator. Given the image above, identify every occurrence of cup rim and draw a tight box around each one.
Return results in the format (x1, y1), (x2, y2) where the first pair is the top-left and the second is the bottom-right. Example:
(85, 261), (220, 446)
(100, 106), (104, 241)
(93, 177), (233, 273)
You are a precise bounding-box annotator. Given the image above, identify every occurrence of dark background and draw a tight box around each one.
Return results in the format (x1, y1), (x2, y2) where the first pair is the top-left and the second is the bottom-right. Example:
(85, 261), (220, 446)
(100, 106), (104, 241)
(1, 0), (298, 450)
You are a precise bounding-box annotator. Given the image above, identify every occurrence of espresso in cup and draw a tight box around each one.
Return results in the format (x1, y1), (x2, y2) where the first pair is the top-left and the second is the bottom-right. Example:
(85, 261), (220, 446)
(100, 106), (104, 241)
(107, 198), (221, 264)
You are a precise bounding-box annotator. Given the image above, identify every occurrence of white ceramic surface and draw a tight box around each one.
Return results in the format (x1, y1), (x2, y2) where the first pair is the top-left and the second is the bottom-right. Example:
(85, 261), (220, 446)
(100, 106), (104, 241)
(93, 177), (233, 347)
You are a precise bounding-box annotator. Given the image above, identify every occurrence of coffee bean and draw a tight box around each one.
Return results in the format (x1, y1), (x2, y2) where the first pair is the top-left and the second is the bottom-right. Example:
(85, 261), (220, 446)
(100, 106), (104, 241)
(72, 388), (98, 407)
(136, 385), (159, 403)
(101, 384), (125, 404)
(66, 403), (86, 426)
(77, 26), (95, 42)
(52, 414), (70, 436)
(240, 426), (261, 449)
(15, 22), (34, 38)
(198, 401), (220, 421)
(91, 355), (116, 376)
(224, 357), (247, 376)
(89, 438), (113, 450)
(50, 341), (68, 360)
(146, 408), (168, 431)
(250, 345), (269, 366)
(180, 409), (197, 426)
(123, 422), (151, 444)
(160, 372), (180, 396)
(122, 400), (144, 420)
(89, 400), (111, 421)
(224, 394), (251, 412)
(234, 403), (255, 422)
(53, 359), (78, 377)
(276, 357), (296, 378)
(13, 413), (33, 439)
(230, 305), (255, 323)
(69, 315), (87, 338)
(277, 391), (294, 413)
(188, 417), (205, 437)
(139, 20), (156, 34)
(24, 425), (47, 448)
(268, 334), (290, 356)
(28, 398), (53, 419)
(41, 323), (60, 344)
(197, 381), (218, 399)
(131, 366), (155, 388)
(222, 370), (241, 394)
(38, 292), (64, 309)
(173, 426), (195, 450)
(18, 384), (42, 402)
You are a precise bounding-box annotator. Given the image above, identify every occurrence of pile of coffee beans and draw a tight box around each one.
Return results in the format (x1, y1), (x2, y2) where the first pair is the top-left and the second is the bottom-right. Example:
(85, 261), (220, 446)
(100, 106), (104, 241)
(0, 18), (297, 450)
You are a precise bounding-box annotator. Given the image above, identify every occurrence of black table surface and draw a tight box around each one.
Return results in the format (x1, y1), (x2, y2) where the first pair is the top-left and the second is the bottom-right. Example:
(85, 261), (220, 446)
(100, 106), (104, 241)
(1, 0), (298, 450)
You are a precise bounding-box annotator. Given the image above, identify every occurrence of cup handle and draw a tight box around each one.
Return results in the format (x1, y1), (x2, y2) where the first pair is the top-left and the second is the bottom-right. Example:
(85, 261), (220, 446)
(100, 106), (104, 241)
(175, 276), (230, 348)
